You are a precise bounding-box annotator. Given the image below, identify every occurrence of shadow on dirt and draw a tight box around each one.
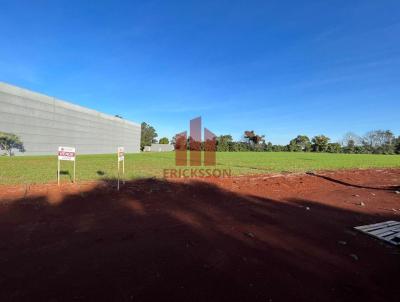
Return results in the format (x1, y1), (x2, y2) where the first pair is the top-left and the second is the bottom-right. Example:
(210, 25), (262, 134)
(307, 172), (400, 191)
(0, 178), (399, 302)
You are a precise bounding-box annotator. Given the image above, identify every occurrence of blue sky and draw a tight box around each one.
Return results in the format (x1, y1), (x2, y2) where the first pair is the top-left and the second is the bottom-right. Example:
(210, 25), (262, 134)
(1, 0), (399, 144)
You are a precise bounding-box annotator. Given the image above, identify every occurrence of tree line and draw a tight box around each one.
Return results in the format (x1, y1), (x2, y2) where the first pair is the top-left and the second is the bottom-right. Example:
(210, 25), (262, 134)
(215, 130), (400, 154)
(142, 122), (400, 154)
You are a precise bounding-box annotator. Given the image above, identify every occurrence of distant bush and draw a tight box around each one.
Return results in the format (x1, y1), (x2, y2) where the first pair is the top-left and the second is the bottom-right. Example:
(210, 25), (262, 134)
(144, 123), (399, 154)
(0, 132), (25, 156)
(159, 137), (169, 144)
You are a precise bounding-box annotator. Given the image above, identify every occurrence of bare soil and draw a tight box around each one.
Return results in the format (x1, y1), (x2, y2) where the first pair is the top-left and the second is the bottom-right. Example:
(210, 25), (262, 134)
(0, 169), (399, 302)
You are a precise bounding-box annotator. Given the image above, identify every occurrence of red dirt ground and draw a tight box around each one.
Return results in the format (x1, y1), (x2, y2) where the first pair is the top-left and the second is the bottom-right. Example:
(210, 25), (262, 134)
(0, 169), (399, 302)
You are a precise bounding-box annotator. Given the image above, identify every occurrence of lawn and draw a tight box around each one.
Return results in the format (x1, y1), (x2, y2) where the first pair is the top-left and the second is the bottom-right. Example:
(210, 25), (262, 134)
(0, 152), (399, 185)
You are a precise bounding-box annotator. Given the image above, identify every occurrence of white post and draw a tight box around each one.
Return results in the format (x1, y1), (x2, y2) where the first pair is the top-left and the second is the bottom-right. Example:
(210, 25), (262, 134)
(73, 159), (76, 183)
(117, 158), (120, 191)
(57, 159), (60, 186)
(123, 158), (125, 184)
(73, 147), (76, 183)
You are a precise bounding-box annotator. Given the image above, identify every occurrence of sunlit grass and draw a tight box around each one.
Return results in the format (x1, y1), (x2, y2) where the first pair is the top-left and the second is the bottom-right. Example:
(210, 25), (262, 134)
(0, 152), (399, 185)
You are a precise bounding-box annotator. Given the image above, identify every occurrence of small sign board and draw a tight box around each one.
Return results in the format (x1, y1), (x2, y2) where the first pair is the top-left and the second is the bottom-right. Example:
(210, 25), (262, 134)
(58, 146), (76, 161)
(118, 146), (125, 162)
(57, 146), (76, 185)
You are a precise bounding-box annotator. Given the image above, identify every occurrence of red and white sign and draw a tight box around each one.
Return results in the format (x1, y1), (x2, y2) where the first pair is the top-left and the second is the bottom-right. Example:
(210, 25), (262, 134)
(118, 146), (124, 162)
(58, 146), (76, 161)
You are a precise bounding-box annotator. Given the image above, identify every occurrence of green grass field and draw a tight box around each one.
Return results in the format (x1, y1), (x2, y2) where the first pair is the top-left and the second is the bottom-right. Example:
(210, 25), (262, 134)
(0, 152), (399, 185)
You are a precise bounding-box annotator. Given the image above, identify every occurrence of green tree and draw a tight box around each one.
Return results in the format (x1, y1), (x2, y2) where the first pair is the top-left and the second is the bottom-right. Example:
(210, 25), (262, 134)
(217, 135), (233, 151)
(380, 130), (396, 154)
(362, 130), (395, 154)
(288, 142), (301, 152)
(288, 135), (311, 152)
(311, 135), (330, 152)
(232, 142), (250, 152)
(0, 132), (25, 156)
(140, 122), (158, 150)
(264, 142), (273, 152)
(159, 137), (169, 144)
(271, 144), (286, 152)
(327, 143), (342, 153)
(395, 136), (400, 154)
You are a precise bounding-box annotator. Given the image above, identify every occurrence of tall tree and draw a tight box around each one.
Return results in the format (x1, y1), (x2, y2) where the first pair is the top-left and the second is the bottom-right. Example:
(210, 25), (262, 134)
(288, 135), (311, 152)
(140, 122), (158, 150)
(243, 131), (265, 151)
(311, 135), (330, 152)
(395, 136), (400, 154)
(362, 130), (395, 154)
(0, 132), (25, 156)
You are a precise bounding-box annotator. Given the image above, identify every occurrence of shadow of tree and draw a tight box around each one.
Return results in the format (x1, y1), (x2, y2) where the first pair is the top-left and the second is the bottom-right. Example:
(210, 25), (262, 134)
(307, 172), (400, 191)
(0, 178), (399, 302)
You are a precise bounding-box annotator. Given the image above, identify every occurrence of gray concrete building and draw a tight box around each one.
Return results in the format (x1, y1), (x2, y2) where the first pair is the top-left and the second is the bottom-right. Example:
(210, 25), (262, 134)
(0, 82), (141, 155)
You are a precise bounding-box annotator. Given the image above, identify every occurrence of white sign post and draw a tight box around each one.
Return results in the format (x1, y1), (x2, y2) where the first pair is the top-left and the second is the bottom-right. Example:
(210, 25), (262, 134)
(117, 146), (125, 190)
(57, 146), (76, 186)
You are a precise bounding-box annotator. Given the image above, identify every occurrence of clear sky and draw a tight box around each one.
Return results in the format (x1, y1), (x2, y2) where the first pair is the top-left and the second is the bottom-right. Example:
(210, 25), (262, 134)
(1, 0), (399, 144)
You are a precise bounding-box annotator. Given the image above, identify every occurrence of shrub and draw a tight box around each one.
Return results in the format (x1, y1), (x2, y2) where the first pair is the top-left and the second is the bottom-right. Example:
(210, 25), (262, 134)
(0, 132), (25, 156)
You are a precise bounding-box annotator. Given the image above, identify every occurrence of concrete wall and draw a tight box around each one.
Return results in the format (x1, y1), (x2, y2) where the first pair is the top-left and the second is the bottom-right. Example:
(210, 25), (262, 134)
(150, 144), (174, 152)
(0, 82), (141, 155)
